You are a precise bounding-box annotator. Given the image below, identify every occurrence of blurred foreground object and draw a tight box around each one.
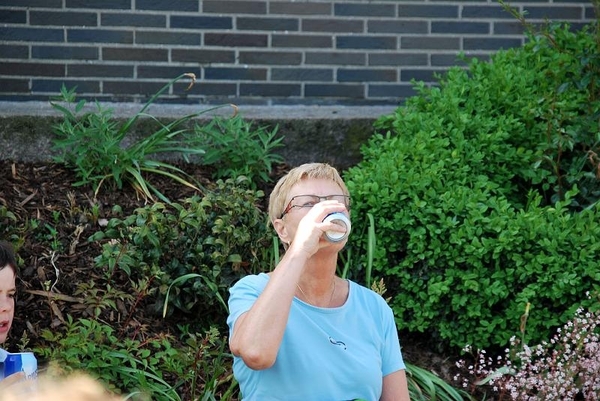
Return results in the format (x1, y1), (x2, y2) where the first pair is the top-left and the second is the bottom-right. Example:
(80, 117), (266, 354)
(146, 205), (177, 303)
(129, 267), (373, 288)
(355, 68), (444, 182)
(0, 372), (121, 401)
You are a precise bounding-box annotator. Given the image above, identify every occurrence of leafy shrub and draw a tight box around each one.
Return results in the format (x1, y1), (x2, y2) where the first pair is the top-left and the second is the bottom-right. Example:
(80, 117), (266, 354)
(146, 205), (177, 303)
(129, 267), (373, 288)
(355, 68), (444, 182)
(91, 178), (271, 322)
(51, 74), (218, 203)
(35, 317), (236, 401)
(195, 114), (285, 188)
(344, 19), (600, 352)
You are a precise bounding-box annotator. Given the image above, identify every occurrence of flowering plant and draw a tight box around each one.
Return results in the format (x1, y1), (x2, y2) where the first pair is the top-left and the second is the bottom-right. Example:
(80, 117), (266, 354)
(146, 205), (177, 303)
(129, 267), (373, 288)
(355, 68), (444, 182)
(455, 295), (600, 400)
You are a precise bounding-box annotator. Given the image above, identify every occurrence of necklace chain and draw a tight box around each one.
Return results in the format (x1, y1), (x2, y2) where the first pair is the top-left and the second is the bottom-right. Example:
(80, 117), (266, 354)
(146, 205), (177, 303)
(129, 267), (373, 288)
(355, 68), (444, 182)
(296, 279), (336, 307)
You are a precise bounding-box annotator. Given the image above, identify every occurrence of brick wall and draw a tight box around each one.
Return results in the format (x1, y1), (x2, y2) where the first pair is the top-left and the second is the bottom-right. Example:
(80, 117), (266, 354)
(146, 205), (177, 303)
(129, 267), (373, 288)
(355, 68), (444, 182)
(0, 0), (595, 106)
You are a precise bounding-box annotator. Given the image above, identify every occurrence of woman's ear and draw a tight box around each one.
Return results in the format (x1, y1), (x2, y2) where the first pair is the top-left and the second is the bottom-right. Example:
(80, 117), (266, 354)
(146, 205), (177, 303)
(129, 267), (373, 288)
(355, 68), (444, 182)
(272, 218), (290, 244)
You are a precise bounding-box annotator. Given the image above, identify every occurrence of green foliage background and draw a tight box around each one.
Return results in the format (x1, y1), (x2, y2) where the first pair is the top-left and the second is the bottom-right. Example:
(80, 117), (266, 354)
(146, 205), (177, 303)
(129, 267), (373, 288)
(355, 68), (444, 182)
(91, 177), (271, 322)
(344, 20), (600, 351)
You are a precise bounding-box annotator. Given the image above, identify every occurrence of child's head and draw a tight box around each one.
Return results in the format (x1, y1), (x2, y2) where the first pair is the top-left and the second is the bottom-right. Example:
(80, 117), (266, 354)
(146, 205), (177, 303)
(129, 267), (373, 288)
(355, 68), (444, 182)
(0, 241), (17, 344)
(0, 372), (122, 401)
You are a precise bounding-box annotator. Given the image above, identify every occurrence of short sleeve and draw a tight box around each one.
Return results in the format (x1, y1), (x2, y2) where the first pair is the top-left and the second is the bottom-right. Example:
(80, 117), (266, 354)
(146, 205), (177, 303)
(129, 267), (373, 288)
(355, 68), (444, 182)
(226, 273), (269, 337)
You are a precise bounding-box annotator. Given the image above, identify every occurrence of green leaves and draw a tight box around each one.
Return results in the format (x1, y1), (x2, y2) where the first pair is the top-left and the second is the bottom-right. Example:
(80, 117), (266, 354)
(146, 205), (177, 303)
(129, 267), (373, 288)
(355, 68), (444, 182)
(406, 362), (472, 401)
(194, 115), (285, 188)
(50, 75), (212, 202)
(344, 18), (600, 353)
(92, 178), (270, 319)
(162, 273), (227, 318)
(35, 317), (232, 400)
(50, 76), (285, 201)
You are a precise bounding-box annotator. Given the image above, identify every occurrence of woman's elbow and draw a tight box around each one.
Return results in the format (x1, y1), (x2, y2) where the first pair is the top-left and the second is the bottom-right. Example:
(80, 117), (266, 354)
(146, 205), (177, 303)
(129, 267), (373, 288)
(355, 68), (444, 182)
(230, 341), (276, 370)
(241, 351), (276, 370)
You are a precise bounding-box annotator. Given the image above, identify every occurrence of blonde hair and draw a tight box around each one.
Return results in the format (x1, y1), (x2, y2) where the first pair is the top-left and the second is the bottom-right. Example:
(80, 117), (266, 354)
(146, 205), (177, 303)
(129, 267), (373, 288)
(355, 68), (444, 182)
(268, 163), (349, 224)
(0, 373), (122, 401)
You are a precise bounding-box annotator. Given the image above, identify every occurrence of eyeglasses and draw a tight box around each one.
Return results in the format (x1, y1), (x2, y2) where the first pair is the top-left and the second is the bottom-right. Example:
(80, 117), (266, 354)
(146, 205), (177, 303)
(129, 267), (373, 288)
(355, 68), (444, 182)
(280, 194), (351, 218)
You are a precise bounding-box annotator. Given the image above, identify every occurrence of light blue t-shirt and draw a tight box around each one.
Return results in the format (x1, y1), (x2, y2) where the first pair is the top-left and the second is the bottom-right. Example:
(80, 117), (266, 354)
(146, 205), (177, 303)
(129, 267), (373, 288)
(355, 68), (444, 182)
(227, 273), (406, 401)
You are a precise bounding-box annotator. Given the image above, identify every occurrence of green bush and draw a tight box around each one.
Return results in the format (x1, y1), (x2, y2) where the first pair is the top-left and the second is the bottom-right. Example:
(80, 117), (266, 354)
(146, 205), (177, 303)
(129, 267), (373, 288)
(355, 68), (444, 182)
(90, 178), (271, 323)
(195, 114), (285, 188)
(344, 20), (600, 351)
(35, 317), (236, 400)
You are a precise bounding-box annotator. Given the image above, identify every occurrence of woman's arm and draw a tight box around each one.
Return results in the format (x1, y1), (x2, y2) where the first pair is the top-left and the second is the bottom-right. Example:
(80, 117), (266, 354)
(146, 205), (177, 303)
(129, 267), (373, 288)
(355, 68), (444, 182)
(228, 248), (308, 370)
(381, 369), (410, 401)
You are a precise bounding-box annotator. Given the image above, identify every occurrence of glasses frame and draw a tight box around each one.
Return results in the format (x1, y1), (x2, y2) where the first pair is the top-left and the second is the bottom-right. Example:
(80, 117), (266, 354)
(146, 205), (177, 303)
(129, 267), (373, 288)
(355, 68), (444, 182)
(280, 194), (351, 218)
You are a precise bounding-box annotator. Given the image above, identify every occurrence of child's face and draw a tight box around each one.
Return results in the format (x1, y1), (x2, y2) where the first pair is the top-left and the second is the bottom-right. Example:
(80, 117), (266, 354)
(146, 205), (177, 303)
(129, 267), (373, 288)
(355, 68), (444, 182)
(0, 266), (16, 344)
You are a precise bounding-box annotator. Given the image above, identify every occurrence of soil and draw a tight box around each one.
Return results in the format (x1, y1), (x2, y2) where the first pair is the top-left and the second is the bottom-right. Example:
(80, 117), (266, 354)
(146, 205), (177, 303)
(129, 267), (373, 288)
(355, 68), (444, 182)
(0, 160), (471, 398)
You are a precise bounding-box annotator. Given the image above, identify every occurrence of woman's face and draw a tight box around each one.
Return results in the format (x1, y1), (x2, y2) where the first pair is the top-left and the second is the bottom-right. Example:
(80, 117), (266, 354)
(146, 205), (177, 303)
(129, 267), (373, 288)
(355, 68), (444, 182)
(0, 266), (16, 344)
(277, 178), (350, 245)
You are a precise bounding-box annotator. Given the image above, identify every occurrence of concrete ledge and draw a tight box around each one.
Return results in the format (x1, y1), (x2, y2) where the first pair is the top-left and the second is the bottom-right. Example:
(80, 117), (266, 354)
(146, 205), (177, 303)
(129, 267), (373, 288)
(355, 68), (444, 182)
(0, 101), (396, 120)
(0, 101), (398, 169)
